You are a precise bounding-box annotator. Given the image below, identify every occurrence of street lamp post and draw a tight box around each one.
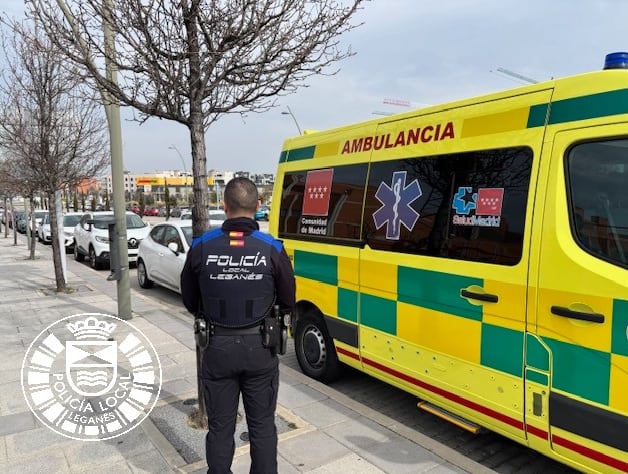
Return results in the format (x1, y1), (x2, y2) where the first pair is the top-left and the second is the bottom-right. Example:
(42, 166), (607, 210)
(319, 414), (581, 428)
(168, 145), (188, 205)
(281, 106), (302, 135)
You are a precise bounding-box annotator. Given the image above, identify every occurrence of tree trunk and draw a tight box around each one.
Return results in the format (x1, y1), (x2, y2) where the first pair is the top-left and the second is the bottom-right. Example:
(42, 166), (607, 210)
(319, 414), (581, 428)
(49, 191), (67, 292)
(185, 0), (209, 429)
(189, 118), (209, 236)
(10, 197), (17, 245)
(3, 197), (7, 238)
(186, 0), (210, 238)
(29, 197), (36, 259)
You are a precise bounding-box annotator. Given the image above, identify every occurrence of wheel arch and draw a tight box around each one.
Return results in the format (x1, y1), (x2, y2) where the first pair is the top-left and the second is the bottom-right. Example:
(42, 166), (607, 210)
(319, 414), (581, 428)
(294, 299), (327, 330)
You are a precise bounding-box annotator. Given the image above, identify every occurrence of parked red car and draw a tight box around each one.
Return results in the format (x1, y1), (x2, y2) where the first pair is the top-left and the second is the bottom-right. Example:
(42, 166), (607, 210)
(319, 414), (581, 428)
(143, 206), (160, 216)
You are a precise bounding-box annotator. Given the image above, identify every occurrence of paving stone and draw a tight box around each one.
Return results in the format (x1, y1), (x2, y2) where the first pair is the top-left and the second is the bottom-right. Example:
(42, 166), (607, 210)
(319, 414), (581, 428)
(278, 430), (351, 471)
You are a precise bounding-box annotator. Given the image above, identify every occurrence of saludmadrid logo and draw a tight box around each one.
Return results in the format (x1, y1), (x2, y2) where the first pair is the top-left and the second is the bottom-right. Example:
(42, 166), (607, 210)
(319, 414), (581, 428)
(21, 313), (162, 441)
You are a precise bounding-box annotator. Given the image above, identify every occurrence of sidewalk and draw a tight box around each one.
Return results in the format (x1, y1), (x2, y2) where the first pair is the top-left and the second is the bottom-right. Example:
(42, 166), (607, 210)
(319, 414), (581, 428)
(0, 230), (494, 474)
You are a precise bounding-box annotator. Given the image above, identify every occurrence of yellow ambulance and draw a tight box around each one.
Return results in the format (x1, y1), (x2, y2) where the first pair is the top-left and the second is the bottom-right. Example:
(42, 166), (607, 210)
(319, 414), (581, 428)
(270, 52), (628, 473)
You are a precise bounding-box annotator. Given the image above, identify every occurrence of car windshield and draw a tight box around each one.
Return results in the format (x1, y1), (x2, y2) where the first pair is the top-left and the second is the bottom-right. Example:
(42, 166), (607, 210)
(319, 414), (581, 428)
(93, 214), (146, 229)
(209, 212), (226, 221)
(34, 211), (47, 220)
(126, 214), (146, 229)
(63, 215), (82, 227)
(181, 226), (193, 245)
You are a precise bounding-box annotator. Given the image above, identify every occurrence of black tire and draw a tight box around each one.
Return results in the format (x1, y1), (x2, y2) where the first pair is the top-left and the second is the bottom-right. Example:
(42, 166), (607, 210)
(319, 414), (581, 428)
(137, 259), (154, 289)
(89, 246), (103, 270)
(294, 312), (342, 383)
(74, 241), (85, 262)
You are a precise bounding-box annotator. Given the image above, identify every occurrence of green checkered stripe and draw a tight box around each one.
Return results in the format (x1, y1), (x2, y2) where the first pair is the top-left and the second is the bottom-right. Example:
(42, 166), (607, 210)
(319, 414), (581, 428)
(295, 250), (628, 406)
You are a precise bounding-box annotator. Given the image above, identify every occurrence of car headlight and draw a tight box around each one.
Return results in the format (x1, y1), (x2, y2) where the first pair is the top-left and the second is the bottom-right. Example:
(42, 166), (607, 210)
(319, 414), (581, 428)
(95, 235), (110, 243)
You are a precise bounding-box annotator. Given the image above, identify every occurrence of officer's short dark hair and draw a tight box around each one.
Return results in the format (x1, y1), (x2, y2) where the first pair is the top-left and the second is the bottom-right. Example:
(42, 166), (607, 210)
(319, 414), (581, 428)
(224, 177), (259, 214)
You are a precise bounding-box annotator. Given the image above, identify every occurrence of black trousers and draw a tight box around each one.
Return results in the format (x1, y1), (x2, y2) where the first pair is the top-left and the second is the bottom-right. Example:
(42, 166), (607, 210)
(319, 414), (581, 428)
(201, 333), (279, 474)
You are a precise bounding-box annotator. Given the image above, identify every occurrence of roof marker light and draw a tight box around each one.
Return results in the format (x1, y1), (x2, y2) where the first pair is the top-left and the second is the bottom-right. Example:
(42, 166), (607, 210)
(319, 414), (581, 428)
(604, 52), (628, 70)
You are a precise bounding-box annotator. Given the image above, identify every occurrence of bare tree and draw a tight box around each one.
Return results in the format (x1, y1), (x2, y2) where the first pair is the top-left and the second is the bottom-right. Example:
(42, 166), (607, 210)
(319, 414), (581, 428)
(0, 160), (23, 243)
(0, 18), (109, 292)
(26, 0), (365, 235)
(0, 161), (41, 254)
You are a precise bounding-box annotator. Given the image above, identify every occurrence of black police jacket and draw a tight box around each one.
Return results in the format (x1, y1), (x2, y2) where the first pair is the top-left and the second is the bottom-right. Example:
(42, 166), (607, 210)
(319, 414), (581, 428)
(180, 217), (295, 327)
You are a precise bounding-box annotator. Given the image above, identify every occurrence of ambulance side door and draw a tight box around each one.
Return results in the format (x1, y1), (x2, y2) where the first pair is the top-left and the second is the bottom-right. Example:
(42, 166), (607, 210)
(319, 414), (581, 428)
(533, 125), (628, 471)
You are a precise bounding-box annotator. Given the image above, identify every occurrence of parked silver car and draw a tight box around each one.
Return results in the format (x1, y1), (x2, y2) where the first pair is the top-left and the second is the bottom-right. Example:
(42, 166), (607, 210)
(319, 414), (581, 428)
(137, 220), (193, 293)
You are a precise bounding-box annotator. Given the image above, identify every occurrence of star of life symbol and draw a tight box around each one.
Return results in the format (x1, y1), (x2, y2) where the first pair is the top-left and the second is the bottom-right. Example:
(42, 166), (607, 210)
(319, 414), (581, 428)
(21, 313), (162, 441)
(452, 187), (477, 215)
(373, 171), (422, 240)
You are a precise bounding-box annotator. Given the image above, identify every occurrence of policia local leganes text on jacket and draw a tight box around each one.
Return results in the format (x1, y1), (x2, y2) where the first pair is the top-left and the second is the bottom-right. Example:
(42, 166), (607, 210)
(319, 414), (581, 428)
(180, 214), (295, 474)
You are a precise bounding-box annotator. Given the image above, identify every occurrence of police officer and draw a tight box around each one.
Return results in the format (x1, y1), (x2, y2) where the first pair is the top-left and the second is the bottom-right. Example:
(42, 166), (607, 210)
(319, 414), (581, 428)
(181, 177), (295, 474)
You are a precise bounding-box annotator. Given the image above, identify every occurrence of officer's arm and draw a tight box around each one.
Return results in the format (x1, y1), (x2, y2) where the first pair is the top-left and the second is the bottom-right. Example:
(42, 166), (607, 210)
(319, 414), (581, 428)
(180, 243), (201, 314)
(272, 245), (296, 314)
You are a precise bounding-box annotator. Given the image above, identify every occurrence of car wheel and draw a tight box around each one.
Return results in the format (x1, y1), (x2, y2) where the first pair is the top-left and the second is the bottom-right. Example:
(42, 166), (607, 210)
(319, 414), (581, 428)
(137, 259), (154, 289)
(74, 241), (85, 262)
(89, 246), (103, 270)
(294, 312), (342, 383)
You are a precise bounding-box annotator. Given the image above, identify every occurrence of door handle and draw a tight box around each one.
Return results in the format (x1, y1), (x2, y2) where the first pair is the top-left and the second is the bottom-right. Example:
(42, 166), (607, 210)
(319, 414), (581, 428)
(551, 306), (604, 323)
(460, 289), (498, 303)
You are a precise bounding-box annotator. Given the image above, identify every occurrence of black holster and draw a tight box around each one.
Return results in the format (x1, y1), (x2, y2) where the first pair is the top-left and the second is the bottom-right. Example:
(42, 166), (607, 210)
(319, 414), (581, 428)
(194, 314), (210, 349)
(261, 305), (290, 356)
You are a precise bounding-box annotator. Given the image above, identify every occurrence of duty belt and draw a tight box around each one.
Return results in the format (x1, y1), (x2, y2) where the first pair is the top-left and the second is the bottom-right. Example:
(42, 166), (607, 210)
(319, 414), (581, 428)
(211, 324), (262, 336)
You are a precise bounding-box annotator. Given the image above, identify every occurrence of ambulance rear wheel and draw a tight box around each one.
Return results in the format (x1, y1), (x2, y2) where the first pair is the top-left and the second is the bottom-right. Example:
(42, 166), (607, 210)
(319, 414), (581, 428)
(294, 312), (341, 383)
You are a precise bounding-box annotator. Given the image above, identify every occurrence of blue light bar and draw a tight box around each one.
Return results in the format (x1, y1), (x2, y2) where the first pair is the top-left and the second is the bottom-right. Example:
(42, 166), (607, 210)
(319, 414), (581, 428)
(604, 52), (628, 70)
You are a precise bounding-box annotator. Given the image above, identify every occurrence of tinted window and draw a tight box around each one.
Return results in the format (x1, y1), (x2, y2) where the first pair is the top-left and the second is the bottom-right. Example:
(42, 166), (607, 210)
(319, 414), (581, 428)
(568, 139), (628, 268)
(278, 164), (368, 242)
(149, 225), (166, 244)
(162, 225), (180, 247)
(181, 226), (193, 245)
(365, 147), (532, 265)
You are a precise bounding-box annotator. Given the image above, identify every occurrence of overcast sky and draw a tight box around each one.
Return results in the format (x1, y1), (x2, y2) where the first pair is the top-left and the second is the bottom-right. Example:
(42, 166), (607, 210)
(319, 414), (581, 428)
(4, 1), (628, 175)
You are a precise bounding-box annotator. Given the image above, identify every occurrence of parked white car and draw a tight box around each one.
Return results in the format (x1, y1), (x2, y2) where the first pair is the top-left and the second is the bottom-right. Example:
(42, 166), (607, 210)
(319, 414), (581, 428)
(180, 209), (226, 228)
(137, 220), (193, 293)
(29, 210), (48, 236)
(73, 211), (150, 270)
(61, 213), (85, 250)
(38, 212), (84, 251)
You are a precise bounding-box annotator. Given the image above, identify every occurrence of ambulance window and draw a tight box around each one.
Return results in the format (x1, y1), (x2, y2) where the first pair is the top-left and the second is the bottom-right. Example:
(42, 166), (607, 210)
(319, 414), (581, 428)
(364, 146), (532, 265)
(567, 139), (628, 268)
(277, 164), (368, 242)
